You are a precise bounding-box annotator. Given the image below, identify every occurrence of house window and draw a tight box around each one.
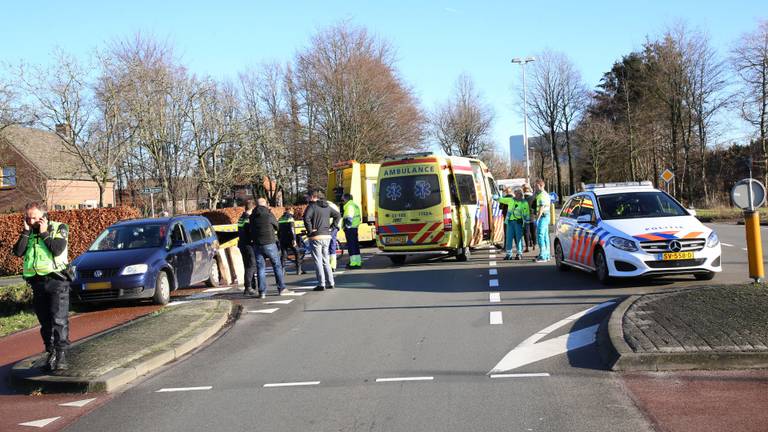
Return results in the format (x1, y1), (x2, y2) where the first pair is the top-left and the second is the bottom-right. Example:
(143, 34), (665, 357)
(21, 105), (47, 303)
(1, 167), (16, 188)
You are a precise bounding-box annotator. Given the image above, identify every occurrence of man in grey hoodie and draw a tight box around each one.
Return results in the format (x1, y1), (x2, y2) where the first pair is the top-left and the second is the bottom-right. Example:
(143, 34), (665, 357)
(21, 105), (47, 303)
(303, 190), (342, 291)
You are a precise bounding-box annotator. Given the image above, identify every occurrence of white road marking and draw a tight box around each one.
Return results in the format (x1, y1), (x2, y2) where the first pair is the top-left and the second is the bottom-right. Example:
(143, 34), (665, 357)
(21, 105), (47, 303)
(489, 261), (497, 266)
(490, 324), (599, 373)
(490, 373), (550, 379)
(282, 291), (306, 296)
(58, 398), (97, 407)
(721, 243), (734, 247)
(263, 381), (320, 388)
(187, 292), (215, 300)
(375, 376), (434, 383)
(489, 269), (498, 276)
(156, 386), (212, 393)
(489, 279), (499, 287)
(490, 311), (503, 325)
(167, 301), (192, 307)
(517, 301), (616, 348)
(202, 287), (230, 293)
(742, 248), (749, 251)
(489, 292), (501, 303)
(248, 308), (279, 314)
(264, 299), (294, 305)
(489, 254), (496, 258)
(18, 417), (61, 428)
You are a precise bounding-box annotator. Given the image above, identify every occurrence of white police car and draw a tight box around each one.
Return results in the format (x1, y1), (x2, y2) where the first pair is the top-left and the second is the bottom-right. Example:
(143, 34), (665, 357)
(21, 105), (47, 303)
(553, 181), (721, 284)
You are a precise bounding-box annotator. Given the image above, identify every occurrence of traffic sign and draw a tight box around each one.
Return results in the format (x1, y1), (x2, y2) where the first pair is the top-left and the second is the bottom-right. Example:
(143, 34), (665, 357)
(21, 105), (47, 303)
(660, 169), (674, 184)
(549, 192), (559, 203)
(731, 178), (766, 210)
(141, 187), (162, 194)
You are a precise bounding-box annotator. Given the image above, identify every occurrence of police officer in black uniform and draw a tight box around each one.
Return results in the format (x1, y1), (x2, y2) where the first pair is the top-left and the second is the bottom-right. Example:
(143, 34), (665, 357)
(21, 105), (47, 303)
(12, 202), (71, 372)
(238, 199), (258, 296)
(278, 209), (303, 275)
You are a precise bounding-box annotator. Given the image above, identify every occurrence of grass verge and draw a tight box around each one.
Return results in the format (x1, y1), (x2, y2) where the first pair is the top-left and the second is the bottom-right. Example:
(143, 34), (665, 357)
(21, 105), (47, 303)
(0, 282), (36, 337)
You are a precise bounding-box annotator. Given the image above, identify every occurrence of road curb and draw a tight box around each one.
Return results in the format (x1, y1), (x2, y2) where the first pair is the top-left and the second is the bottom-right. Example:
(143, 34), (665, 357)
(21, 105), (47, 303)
(10, 300), (234, 393)
(603, 293), (768, 371)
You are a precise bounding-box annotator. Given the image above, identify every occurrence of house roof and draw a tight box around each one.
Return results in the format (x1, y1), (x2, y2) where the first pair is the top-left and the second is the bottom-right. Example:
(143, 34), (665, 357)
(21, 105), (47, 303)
(0, 125), (91, 181)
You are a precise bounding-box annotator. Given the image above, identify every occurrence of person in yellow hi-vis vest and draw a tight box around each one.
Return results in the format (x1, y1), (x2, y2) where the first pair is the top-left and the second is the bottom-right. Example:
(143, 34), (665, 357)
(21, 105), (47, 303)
(495, 188), (530, 260)
(12, 202), (71, 372)
(327, 200), (342, 271)
(342, 193), (362, 269)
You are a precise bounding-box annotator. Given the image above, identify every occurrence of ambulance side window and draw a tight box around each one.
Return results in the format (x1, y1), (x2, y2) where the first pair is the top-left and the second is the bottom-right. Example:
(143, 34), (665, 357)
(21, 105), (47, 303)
(448, 175), (460, 205)
(455, 174), (477, 204)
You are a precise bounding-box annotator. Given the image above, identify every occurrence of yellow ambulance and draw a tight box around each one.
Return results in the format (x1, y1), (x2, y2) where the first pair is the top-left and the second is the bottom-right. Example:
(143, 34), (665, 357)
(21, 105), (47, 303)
(327, 160), (380, 243)
(375, 152), (504, 265)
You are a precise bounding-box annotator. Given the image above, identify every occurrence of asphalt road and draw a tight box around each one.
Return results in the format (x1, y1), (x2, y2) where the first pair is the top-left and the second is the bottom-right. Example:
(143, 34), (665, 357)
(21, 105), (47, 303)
(60, 223), (761, 432)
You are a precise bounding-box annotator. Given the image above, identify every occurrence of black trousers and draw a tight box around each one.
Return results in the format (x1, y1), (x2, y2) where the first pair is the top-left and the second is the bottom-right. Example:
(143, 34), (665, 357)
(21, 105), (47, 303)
(29, 276), (70, 351)
(280, 242), (302, 274)
(239, 244), (257, 290)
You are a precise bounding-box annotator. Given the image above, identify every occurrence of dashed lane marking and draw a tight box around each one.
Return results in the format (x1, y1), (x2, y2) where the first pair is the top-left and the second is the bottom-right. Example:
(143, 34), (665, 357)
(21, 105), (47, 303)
(18, 417), (61, 428)
(489, 292), (501, 303)
(263, 381), (320, 388)
(742, 248), (749, 251)
(489, 254), (496, 258)
(282, 291), (306, 296)
(490, 311), (503, 325)
(58, 398), (97, 407)
(264, 299), (294, 305)
(489, 261), (497, 266)
(156, 386), (212, 393)
(489, 269), (498, 276)
(375, 376), (434, 383)
(248, 308), (279, 314)
(490, 373), (550, 379)
(489, 279), (499, 288)
(721, 243), (734, 247)
(202, 287), (230, 293)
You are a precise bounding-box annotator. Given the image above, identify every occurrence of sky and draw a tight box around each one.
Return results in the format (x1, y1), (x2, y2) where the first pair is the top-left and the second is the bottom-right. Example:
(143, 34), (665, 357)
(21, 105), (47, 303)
(1, 0), (766, 153)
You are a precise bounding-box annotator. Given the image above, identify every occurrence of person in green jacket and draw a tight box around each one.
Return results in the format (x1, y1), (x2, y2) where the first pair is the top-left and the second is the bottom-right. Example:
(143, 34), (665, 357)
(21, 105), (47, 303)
(496, 188), (530, 260)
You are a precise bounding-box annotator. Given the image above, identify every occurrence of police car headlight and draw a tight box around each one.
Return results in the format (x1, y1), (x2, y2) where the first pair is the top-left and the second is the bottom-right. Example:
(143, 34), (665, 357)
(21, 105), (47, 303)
(609, 236), (638, 252)
(706, 231), (720, 248)
(122, 264), (149, 275)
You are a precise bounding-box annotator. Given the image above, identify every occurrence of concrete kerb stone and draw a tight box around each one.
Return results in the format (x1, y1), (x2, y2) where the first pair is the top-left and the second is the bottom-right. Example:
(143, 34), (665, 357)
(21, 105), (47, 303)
(603, 290), (768, 372)
(10, 300), (234, 393)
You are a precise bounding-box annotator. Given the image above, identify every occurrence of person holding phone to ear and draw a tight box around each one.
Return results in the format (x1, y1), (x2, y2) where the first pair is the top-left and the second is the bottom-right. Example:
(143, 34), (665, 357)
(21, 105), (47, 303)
(12, 202), (71, 372)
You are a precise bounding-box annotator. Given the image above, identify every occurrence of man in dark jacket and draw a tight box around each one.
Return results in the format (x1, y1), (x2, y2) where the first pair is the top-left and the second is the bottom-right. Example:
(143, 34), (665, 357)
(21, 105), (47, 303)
(278, 209), (303, 275)
(303, 190), (341, 291)
(237, 199), (257, 296)
(249, 198), (292, 298)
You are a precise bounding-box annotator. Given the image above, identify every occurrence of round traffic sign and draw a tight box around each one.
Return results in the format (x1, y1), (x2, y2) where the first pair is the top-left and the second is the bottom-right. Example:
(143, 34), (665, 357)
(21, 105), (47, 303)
(731, 178), (766, 210)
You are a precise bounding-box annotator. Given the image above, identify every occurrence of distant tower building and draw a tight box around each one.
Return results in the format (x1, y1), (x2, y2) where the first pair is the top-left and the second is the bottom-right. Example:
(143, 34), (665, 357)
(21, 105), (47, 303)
(509, 135), (526, 168)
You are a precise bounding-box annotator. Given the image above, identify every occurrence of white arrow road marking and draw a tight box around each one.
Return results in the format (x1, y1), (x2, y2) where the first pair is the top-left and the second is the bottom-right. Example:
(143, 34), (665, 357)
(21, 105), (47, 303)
(156, 386), (212, 392)
(264, 299), (294, 305)
(490, 324), (599, 373)
(489, 301), (616, 373)
(263, 381), (320, 388)
(58, 398), (97, 407)
(517, 301), (615, 348)
(489, 292), (501, 303)
(489, 279), (499, 287)
(248, 308), (279, 314)
(489, 311), (503, 325)
(18, 417), (61, 428)
(489, 269), (498, 276)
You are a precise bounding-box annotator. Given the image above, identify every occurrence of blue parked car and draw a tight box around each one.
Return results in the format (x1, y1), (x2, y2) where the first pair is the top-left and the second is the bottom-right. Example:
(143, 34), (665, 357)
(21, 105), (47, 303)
(70, 216), (220, 305)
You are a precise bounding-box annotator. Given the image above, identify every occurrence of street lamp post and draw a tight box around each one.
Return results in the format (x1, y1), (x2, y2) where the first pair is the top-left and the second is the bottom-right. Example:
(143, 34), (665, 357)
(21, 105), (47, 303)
(511, 56), (536, 185)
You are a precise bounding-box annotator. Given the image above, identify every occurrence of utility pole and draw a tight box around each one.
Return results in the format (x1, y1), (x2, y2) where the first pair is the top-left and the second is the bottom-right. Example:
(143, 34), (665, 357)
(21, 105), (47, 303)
(512, 57), (536, 185)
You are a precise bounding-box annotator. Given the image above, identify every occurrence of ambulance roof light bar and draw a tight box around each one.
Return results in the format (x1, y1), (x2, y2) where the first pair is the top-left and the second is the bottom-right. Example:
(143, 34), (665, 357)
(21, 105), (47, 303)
(383, 152), (437, 161)
(584, 181), (653, 190)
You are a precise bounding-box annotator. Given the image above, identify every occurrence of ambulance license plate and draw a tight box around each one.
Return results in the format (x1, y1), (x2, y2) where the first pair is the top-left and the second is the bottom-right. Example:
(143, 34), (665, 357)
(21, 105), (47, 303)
(386, 235), (407, 245)
(85, 282), (112, 291)
(661, 252), (694, 261)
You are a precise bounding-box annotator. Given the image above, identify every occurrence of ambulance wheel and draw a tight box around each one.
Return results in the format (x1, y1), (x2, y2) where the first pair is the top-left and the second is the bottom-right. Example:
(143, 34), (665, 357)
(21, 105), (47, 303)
(554, 241), (569, 272)
(456, 247), (470, 262)
(694, 272), (715, 281)
(389, 255), (406, 266)
(594, 248), (612, 285)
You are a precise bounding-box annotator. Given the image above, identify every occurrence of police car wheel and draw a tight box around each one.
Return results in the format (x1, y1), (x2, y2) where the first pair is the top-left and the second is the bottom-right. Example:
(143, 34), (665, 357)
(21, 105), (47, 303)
(205, 261), (220, 288)
(554, 241), (569, 272)
(594, 249), (612, 285)
(153, 271), (170, 305)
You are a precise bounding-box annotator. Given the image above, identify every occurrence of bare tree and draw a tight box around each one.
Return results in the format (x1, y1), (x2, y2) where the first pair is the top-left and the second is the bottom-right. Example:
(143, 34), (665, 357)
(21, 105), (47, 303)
(558, 56), (588, 194)
(732, 20), (768, 185)
(431, 73), (494, 157)
(527, 51), (564, 194)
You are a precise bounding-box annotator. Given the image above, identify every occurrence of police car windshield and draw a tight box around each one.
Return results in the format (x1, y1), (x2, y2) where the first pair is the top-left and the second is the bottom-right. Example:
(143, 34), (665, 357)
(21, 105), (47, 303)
(596, 192), (688, 220)
(378, 175), (441, 211)
(89, 224), (166, 251)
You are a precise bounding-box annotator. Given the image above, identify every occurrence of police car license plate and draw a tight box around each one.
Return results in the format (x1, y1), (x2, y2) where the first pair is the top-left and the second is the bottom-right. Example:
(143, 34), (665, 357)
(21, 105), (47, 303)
(386, 235), (407, 245)
(85, 282), (112, 290)
(661, 252), (694, 260)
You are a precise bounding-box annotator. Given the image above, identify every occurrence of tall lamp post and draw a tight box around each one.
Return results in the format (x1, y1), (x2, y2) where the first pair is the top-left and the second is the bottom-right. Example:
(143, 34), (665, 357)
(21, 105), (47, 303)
(512, 56), (536, 185)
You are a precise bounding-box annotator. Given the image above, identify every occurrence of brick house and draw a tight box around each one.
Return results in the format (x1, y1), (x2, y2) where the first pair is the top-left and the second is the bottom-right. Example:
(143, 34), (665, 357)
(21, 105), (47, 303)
(0, 125), (114, 213)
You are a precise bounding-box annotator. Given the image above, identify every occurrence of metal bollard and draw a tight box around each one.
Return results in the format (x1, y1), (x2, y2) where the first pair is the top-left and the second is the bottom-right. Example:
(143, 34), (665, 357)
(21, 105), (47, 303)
(744, 210), (764, 283)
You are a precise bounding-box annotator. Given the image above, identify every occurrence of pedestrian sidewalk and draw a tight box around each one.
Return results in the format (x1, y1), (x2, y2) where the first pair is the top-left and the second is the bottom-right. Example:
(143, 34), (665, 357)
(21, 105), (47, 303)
(603, 284), (768, 371)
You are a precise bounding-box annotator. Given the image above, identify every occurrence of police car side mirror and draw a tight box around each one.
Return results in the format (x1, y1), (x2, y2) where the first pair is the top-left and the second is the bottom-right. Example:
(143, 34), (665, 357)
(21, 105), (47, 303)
(687, 208), (697, 216)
